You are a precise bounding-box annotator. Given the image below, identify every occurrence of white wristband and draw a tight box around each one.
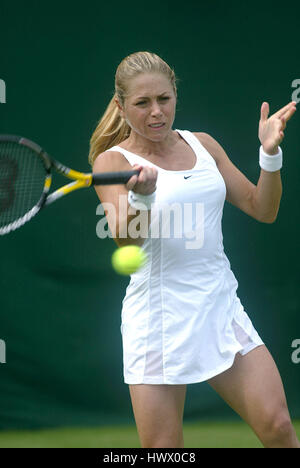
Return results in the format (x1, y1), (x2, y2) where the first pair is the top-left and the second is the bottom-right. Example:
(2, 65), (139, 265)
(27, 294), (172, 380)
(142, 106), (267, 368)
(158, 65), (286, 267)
(259, 145), (283, 172)
(128, 190), (156, 211)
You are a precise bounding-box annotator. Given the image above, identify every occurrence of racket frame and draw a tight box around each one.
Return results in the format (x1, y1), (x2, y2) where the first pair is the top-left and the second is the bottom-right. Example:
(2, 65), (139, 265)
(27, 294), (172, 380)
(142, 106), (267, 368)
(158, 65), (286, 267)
(17, 136), (93, 207)
(0, 135), (138, 235)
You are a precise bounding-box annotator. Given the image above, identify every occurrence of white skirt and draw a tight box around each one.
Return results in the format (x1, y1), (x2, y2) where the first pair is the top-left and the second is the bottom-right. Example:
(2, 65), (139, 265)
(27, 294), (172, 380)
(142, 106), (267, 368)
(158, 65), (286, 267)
(120, 296), (264, 385)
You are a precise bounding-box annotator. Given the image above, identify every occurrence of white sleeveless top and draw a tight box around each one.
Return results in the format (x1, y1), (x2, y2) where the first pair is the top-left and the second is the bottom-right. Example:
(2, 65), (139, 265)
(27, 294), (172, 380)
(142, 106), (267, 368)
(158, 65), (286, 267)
(107, 129), (263, 385)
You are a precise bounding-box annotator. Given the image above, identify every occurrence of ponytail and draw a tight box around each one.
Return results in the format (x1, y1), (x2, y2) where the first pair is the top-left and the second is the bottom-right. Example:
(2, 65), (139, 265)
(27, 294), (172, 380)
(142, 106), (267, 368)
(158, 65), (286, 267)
(88, 94), (130, 166)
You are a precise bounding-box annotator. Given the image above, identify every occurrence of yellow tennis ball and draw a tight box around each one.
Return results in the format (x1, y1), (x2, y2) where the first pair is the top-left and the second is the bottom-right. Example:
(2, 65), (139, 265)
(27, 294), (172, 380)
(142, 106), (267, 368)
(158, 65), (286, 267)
(111, 245), (147, 275)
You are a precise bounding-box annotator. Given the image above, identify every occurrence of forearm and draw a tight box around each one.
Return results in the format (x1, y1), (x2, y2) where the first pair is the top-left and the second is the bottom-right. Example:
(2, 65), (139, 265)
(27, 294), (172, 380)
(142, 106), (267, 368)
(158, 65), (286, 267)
(253, 168), (282, 223)
(115, 206), (151, 247)
(115, 189), (156, 246)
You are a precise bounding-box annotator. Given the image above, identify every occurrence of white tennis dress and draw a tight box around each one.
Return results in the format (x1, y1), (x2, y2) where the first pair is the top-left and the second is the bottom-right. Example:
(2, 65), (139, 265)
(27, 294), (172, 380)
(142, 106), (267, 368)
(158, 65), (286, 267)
(108, 129), (264, 385)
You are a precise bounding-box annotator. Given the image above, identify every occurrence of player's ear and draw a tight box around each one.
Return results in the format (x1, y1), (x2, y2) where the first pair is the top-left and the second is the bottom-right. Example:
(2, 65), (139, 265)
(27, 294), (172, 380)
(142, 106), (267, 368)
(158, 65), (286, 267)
(115, 98), (125, 119)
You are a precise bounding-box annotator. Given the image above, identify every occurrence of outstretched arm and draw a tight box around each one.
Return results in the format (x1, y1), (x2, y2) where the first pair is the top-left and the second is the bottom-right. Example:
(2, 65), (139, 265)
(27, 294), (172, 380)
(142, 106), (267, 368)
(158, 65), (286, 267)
(253, 101), (297, 222)
(194, 100), (297, 223)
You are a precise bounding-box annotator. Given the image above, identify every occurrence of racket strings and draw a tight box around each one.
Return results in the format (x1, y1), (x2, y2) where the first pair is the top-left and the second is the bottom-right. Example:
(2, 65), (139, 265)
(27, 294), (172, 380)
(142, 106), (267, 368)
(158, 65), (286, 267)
(0, 141), (47, 230)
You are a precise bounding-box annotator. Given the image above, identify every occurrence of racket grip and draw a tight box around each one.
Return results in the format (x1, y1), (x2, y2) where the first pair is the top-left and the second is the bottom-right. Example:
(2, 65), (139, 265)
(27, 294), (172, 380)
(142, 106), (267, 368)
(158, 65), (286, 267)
(92, 170), (140, 185)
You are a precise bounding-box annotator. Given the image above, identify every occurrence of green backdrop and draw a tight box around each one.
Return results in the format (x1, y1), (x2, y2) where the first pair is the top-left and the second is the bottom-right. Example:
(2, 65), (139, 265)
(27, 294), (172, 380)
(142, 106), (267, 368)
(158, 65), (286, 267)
(0, 0), (299, 429)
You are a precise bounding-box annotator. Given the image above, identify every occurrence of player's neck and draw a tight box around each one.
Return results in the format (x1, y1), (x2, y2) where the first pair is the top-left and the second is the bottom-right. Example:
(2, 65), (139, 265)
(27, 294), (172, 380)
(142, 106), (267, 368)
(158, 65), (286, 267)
(120, 129), (179, 157)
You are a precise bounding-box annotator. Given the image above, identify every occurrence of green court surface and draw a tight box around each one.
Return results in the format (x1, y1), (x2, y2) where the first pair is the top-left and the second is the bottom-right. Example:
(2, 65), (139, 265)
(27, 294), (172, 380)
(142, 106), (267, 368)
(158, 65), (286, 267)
(0, 420), (299, 448)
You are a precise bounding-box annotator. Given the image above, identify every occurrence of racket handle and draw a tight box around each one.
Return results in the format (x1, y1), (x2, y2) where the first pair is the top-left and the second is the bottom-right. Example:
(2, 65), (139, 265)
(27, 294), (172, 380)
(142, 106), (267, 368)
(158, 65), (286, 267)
(92, 169), (140, 185)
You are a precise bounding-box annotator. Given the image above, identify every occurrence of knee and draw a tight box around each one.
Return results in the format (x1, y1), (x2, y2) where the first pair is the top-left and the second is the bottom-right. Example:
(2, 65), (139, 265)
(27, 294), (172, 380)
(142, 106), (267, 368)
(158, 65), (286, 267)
(272, 413), (293, 437)
(260, 410), (295, 447)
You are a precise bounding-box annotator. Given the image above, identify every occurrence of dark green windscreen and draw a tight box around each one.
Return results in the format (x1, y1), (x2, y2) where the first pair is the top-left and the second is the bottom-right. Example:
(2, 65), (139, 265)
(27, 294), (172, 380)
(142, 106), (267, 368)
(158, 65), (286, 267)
(0, 1), (299, 429)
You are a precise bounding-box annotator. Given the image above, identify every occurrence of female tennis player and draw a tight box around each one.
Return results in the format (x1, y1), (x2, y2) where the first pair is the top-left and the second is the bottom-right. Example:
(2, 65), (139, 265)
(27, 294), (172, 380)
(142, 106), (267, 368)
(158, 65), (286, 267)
(89, 51), (299, 448)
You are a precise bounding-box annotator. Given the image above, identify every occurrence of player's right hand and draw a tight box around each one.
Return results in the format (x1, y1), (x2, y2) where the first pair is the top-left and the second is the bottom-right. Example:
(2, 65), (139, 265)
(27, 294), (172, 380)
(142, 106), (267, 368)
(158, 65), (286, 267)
(126, 164), (158, 195)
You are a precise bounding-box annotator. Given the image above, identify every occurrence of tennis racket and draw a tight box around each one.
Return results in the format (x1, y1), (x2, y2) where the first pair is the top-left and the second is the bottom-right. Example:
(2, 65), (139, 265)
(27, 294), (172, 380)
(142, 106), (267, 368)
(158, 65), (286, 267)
(0, 135), (139, 235)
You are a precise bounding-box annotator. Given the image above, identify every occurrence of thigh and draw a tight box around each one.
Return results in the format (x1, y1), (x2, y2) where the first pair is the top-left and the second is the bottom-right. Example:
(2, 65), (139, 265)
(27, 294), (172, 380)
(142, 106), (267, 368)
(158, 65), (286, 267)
(129, 384), (187, 448)
(207, 345), (291, 434)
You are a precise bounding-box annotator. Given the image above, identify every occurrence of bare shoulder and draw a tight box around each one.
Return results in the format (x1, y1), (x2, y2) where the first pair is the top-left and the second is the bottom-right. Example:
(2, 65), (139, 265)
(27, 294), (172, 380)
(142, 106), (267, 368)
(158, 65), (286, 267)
(93, 150), (132, 173)
(193, 132), (224, 165)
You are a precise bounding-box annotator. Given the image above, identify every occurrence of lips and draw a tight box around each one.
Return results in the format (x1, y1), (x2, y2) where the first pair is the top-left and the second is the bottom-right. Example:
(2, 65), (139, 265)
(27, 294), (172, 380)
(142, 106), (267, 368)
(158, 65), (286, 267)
(148, 123), (165, 128)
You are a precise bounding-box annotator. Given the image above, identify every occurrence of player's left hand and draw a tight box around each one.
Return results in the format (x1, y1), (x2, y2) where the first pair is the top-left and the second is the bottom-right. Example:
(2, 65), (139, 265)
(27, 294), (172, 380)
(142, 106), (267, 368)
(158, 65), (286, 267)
(258, 101), (297, 155)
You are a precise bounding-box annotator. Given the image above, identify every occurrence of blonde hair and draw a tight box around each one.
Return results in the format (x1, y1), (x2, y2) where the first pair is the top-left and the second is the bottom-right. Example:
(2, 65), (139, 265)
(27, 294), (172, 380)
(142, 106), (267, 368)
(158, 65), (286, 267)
(88, 51), (177, 166)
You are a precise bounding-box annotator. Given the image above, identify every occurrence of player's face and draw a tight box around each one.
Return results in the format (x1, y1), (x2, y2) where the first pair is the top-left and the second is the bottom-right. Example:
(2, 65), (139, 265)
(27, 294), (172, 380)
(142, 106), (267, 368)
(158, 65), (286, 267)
(118, 73), (176, 142)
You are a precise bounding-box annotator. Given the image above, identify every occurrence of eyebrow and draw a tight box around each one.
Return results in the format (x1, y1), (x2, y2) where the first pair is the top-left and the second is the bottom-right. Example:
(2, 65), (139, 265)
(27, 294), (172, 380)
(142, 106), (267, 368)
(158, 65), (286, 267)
(135, 92), (170, 100)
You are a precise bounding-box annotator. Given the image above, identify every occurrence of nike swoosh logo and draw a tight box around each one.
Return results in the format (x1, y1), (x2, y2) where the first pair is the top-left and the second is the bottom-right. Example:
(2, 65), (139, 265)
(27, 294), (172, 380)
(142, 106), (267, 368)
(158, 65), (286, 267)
(184, 175), (192, 179)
